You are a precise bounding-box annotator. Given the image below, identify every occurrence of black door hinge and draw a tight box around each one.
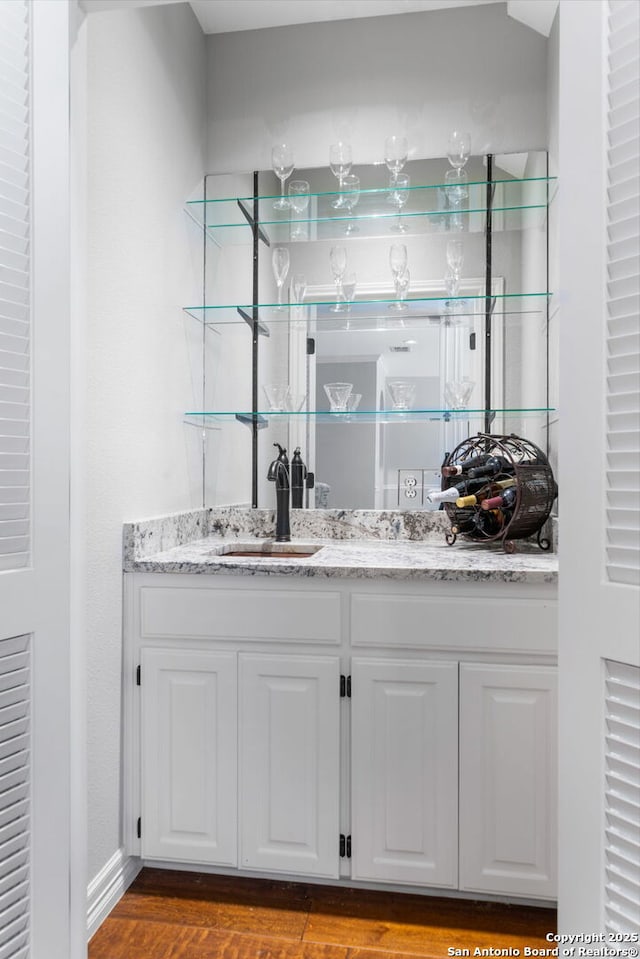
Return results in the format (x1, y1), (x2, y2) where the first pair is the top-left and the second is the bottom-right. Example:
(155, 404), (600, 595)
(307, 337), (315, 355)
(136, 665), (141, 686)
(340, 834), (352, 858)
(340, 675), (352, 698)
(136, 817), (142, 839)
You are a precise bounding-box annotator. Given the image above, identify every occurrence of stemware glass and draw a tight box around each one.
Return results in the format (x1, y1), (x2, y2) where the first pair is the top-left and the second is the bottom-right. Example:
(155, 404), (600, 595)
(263, 384), (291, 412)
(387, 379), (416, 411)
(389, 242), (408, 280)
(288, 179), (310, 239)
(444, 377), (475, 409)
(323, 382), (353, 413)
(272, 143), (294, 210)
(447, 130), (471, 170)
(341, 174), (360, 234)
(291, 272), (307, 305)
(389, 268), (410, 314)
(329, 245), (347, 312)
(390, 172), (410, 232)
(444, 268), (460, 298)
(271, 246), (290, 310)
(444, 168), (469, 207)
(342, 272), (357, 318)
(446, 239), (464, 275)
(384, 135), (408, 184)
(329, 142), (352, 209)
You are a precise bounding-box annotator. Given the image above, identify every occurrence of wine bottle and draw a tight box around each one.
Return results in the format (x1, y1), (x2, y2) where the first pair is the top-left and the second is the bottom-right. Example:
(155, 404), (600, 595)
(480, 486), (517, 511)
(467, 455), (515, 479)
(471, 508), (506, 537)
(441, 452), (492, 478)
(454, 477), (516, 508)
(426, 477), (488, 504)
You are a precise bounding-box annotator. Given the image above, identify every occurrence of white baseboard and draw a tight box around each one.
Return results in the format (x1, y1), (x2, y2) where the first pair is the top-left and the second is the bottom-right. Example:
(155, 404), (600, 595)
(87, 847), (141, 939)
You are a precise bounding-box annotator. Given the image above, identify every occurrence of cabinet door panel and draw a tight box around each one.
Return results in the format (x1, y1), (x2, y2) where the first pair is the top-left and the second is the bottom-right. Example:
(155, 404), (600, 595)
(240, 653), (340, 878)
(141, 648), (237, 865)
(351, 659), (458, 887)
(459, 663), (557, 898)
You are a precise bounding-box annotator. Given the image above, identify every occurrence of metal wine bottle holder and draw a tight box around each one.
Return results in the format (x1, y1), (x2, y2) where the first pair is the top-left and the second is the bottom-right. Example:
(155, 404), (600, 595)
(441, 433), (557, 553)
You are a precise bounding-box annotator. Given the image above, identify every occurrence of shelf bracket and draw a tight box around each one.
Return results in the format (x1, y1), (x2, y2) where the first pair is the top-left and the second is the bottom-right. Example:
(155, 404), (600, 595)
(237, 307), (270, 337)
(237, 198), (270, 247)
(236, 413), (268, 431)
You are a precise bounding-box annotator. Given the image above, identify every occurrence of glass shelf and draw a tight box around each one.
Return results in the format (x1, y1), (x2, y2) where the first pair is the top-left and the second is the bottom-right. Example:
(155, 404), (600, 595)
(184, 292), (552, 328)
(185, 176), (557, 246)
(184, 408), (557, 428)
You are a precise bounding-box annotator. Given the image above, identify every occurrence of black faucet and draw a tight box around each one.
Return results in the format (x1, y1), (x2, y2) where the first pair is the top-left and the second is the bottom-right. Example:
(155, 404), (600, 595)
(267, 443), (291, 542)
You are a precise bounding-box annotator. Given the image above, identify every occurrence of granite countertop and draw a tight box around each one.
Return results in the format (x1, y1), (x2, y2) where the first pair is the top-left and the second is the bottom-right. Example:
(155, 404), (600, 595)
(123, 508), (558, 585)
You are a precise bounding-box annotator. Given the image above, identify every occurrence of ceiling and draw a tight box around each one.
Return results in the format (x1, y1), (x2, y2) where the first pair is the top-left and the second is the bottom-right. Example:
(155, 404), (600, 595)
(79, 0), (559, 37)
(189, 0), (499, 35)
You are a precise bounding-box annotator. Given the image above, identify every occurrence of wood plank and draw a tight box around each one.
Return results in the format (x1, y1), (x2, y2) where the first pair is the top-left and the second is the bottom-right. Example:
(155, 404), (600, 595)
(111, 869), (310, 939)
(89, 918), (349, 959)
(129, 868), (311, 906)
(305, 887), (556, 956)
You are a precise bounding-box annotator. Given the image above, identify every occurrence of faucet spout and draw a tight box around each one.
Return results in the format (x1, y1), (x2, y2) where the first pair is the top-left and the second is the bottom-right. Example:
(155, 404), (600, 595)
(267, 443), (291, 542)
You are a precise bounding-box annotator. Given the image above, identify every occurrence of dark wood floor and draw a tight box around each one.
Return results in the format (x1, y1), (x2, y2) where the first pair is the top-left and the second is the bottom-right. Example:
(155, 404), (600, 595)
(89, 868), (557, 959)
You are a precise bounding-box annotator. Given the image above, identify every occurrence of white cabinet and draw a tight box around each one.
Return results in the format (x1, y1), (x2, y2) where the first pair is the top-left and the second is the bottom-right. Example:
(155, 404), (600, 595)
(140, 647), (237, 865)
(127, 573), (558, 901)
(459, 663), (557, 898)
(351, 659), (458, 887)
(239, 653), (341, 878)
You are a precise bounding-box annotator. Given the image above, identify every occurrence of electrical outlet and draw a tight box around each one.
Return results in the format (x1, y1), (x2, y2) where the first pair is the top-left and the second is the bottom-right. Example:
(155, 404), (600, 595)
(397, 470), (424, 507)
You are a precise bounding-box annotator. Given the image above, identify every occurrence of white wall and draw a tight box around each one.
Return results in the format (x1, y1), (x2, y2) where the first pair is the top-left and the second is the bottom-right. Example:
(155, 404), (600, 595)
(206, 3), (548, 173)
(83, 1), (207, 882)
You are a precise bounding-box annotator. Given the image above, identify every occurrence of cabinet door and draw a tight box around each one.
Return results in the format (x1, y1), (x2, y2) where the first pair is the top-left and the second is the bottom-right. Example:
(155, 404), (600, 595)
(239, 653), (340, 878)
(351, 659), (459, 887)
(141, 648), (237, 865)
(459, 663), (557, 898)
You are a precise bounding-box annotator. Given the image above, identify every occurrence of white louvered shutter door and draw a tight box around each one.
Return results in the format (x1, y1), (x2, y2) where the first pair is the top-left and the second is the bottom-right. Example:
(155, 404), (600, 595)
(0, 635), (29, 959)
(0, 3), (30, 956)
(0, 0), (29, 573)
(606, 0), (640, 586)
(604, 660), (640, 933)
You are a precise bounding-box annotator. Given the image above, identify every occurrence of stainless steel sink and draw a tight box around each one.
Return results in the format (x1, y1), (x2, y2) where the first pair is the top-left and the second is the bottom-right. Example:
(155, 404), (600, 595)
(215, 542), (323, 559)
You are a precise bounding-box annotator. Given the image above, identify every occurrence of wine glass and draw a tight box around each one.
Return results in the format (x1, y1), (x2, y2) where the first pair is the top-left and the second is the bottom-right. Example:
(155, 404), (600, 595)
(271, 246), (290, 310)
(329, 245), (347, 312)
(384, 135), (408, 184)
(291, 272), (307, 305)
(288, 179), (310, 240)
(447, 131), (471, 170)
(444, 168), (469, 207)
(389, 242), (408, 281)
(444, 268), (460, 298)
(390, 172), (410, 232)
(329, 142), (352, 209)
(341, 174), (360, 234)
(342, 272), (357, 316)
(389, 268), (410, 314)
(446, 239), (464, 275)
(272, 143), (294, 210)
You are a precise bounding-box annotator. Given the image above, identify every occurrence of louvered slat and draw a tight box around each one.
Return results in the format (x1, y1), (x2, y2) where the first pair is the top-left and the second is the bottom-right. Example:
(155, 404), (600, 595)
(606, 0), (640, 587)
(0, 631), (30, 958)
(605, 658), (640, 933)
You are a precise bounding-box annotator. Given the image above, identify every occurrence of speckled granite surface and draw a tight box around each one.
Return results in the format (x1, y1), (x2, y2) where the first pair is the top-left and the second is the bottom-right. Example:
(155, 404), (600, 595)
(124, 507), (558, 584)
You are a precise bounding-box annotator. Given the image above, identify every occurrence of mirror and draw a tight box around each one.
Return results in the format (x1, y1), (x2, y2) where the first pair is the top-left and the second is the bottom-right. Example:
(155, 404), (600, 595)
(199, 151), (551, 510)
